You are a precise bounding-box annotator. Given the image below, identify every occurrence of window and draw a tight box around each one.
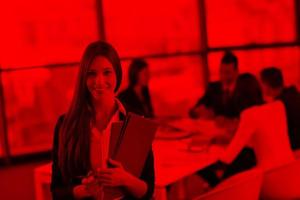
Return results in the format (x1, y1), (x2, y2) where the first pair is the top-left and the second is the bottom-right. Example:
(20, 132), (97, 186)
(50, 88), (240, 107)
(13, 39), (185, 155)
(0, 0), (98, 68)
(205, 0), (296, 47)
(2, 65), (78, 155)
(208, 47), (300, 87)
(103, 0), (201, 57)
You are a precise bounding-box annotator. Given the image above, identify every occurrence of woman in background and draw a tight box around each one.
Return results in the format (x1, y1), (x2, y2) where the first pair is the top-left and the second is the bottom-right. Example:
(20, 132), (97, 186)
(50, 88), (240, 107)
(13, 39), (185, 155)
(220, 73), (295, 175)
(118, 59), (154, 118)
(51, 41), (154, 200)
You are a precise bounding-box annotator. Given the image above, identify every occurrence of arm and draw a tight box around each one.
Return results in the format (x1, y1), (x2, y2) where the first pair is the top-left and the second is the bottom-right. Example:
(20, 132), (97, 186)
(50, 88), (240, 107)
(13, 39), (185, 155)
(219, 110), (256, 164)
(189, 84), (215, 118)
(51, 116), (98, 199)
(135, 149), (155, 199)
(98, 149), (155, 199)
(50, 115), (76, 199)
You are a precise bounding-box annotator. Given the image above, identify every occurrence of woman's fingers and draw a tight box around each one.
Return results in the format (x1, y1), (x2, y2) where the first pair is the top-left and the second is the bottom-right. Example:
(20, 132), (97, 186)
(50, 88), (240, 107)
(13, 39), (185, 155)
(97, 174), (111, 181)
(82, 175), (98, 187)
(96, 172), (120, 186)
(108, 158), (122, 168)
(101, 182), (114, 187)
(82, 177), (89, 184)
(98, 169), (114, 175)
(96, 175), (114, 186)
(81, 170), (96, 184)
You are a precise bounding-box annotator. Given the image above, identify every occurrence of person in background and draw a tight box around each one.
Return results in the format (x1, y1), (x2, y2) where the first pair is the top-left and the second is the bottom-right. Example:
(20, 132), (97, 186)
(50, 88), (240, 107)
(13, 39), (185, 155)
(189, 51), (239, 119)
(260, 67), (300, 150)
(51, 41), (154, 200)
(220, 73), (295, 177)
(194, 52), (250, 187)
(118, 59), (154, 118)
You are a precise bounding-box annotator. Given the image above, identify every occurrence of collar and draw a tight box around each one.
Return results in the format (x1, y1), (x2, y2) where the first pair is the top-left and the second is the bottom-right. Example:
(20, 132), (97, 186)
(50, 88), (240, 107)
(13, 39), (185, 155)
(90, 98), (126, 130)
(115, 98), (127, 116)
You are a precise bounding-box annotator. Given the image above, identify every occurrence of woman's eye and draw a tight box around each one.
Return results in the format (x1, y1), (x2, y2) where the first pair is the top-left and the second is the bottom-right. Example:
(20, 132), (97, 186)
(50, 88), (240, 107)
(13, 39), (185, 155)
(103, 70), (112, 76)
(87, 71), (97, 77)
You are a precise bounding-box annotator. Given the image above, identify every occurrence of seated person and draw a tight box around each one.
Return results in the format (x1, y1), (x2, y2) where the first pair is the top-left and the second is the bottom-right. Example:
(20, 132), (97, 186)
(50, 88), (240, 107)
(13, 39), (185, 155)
(196, 54), (256, 187)
(118, 59), (154, 118)
(220, 73), (295, 175)
(260, 67), (300, 150)
(190, 51), (239, 119)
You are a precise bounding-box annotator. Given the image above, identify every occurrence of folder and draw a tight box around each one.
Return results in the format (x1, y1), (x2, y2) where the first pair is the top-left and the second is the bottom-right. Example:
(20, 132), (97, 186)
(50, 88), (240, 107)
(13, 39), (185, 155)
(109, 121), (124, 158)
(104, 113), (158, 199)
(114, 113), (158, 176)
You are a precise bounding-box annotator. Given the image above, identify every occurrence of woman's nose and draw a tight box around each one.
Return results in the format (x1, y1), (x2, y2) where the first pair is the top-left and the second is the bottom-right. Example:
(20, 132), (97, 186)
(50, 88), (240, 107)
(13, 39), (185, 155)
(95, 74), (105, 86)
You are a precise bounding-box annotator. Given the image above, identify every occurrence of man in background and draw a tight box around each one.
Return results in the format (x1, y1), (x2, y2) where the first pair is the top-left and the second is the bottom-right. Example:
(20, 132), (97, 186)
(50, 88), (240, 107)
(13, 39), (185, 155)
(260, 67), (300, 150)
(193, 52), (257, 187)
(189, 51), (239, 119)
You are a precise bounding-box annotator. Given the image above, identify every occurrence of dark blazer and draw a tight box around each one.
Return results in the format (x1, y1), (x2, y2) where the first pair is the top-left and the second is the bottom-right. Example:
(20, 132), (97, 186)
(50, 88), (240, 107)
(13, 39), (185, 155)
(118, 87), (154, 118)
(50, 115), (155, 200)
(190, 81), (239, 118)
(277, 86), (300, 150)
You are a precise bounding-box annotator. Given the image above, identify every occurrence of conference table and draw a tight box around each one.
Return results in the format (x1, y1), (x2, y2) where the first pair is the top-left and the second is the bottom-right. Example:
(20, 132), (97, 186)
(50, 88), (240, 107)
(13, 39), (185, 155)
(34, 118), (225, 200)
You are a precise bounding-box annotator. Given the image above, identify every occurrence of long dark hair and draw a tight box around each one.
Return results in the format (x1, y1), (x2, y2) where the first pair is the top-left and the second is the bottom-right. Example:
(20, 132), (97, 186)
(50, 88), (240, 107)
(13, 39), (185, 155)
(128, 58), (152, 109)
(128, 58), (148, 88)
(58, 41), (122, 181)
(233, 73), (264, 113)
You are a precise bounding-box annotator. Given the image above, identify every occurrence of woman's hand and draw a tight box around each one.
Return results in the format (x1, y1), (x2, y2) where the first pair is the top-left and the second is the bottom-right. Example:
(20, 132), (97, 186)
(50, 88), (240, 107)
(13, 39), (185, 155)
(96, 159), (148, 198)
(73, 171), (101, 198)
(96, 159), (130, 187)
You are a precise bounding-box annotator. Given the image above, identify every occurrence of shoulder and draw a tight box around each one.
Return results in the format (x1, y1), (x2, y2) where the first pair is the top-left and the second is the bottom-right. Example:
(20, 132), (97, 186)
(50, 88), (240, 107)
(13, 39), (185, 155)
(52, 114), (66, 152)
(269, 101), (285, 113)
(58, 114), (65, 122)
(240, 106), (260, 120)
(54, 114), (66, 138)
(260, 101), (284, 111)
(56, 114), (65, 127)
(209, 81), (222, 88)
(242, 101), (284, 118)
(206, 81), (222, 91)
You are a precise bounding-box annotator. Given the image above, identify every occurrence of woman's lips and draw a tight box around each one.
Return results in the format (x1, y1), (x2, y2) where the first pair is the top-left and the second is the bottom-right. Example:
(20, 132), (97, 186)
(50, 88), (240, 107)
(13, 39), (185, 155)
(94, 89), (104, 93)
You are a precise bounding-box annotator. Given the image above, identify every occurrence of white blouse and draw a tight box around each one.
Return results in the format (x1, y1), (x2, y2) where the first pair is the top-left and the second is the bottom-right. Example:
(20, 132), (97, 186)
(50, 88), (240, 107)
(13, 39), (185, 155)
(90, 99), (126, 171)
(220, 101), (295, 171)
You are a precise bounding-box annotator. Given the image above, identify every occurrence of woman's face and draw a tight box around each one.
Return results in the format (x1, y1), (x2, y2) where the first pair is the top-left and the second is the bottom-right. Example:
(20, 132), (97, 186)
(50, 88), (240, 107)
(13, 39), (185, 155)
(138, 67), (150, 87)
(86, 56), (117, 102)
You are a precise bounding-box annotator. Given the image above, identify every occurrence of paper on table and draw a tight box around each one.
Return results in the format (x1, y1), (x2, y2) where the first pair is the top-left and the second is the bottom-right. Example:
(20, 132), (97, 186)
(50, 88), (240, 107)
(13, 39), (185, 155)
(167, 118), (223, 137)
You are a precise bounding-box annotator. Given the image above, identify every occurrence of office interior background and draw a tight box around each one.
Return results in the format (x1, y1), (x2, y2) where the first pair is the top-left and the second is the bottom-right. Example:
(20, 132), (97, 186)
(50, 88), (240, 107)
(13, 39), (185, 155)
(0, 0), (300, 199)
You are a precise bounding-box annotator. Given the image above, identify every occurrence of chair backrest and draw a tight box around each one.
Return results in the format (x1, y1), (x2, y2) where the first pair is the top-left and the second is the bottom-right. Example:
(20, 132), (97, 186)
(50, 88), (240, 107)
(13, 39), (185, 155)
(294, 149), (300, 159)
(261, 159), (300, 199)
(194, 168), (263, 200)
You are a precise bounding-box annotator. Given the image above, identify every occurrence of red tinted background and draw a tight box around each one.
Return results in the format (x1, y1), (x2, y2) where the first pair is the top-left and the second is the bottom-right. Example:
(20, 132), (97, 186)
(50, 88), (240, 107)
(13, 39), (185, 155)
(0, 0), (299, 157)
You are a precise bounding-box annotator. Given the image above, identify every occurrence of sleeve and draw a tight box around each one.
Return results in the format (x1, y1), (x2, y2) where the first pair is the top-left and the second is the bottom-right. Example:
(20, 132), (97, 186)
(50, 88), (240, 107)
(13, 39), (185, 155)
(137, 148), (155, 200)
(197, 84), (215, 107)
(219, 110), (256, 164)
(50, 115), (76, 200)
(189, 83), (215, 117)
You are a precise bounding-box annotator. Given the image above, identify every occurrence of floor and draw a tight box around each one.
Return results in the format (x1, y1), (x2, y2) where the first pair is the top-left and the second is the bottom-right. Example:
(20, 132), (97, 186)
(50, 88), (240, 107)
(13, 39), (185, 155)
(0, 159), (50, 200)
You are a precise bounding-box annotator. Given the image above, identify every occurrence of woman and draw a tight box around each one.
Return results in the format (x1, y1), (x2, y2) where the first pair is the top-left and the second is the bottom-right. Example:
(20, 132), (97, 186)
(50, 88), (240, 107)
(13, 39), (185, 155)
(220, 73), (295, 172)
(118, 59), (154, 118)
(51, 41), (154, 200)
